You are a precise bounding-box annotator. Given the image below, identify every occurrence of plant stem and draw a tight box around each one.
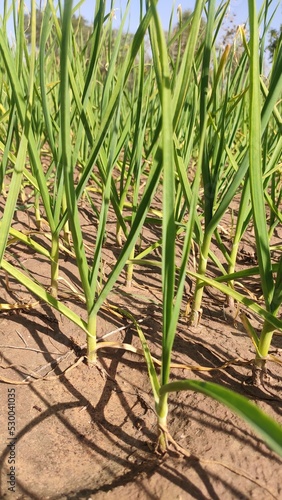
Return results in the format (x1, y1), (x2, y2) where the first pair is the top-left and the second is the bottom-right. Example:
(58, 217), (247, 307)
(126, 247), (135, 287)
(190, 232), (212, 326)
(34, 192), (42, 229)
(62, 192), (71, 248)
(50, 233), (59, 298)
(226, 241), (239, 308)
(227, 180), (251, 307)
(253, 320), (276, 384)
(257, 320), (276, 360)
(87, 313), (97, 364)
(156, 391), (168, 453)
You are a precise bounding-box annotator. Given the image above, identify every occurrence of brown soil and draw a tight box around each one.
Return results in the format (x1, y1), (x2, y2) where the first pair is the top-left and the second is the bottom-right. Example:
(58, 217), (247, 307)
(0, 199), (282, 499)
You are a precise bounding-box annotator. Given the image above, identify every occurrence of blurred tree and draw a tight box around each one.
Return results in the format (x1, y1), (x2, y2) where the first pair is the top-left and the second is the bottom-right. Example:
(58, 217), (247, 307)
(267, 24), (282, 60)
(168, 8), (207, 64)
(23, 8), (92, 49)
(71, 14), (93, 46)
(24, 8), (44, 46)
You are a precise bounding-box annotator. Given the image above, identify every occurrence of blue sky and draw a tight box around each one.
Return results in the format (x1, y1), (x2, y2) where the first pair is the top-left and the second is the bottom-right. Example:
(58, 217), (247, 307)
(77, 1), (282, 32)
(1, 1), (281, 36)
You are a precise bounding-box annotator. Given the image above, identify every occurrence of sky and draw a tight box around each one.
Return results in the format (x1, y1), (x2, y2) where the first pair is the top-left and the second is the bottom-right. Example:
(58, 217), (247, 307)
(72, 0), (282, 32)
(106, 1), (281, 32)
(1, 1), (281, 38)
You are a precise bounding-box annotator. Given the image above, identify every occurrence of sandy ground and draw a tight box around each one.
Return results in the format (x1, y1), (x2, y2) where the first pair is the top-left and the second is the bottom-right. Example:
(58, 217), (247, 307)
(0, 198), (282, 499)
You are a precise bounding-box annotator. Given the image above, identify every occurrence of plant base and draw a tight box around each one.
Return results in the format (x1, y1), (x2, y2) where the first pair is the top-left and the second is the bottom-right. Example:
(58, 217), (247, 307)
(156, 424), (193, 459)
